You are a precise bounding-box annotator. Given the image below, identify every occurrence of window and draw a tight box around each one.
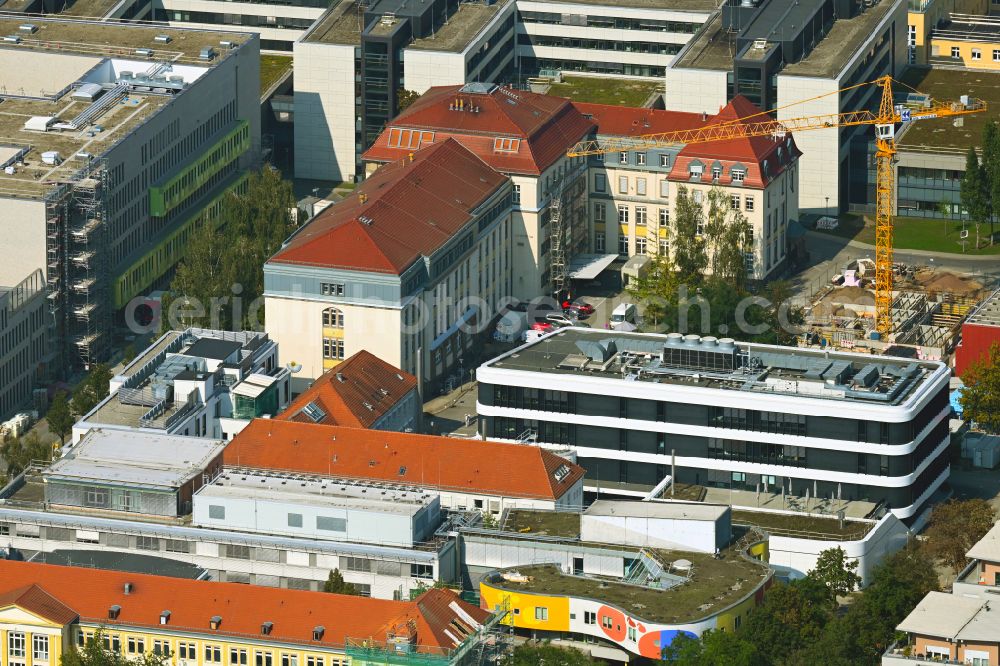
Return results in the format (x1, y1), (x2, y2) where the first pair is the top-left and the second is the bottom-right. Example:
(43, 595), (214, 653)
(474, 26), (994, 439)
(693, 190), (703, 205)
(322, 338), (344, 360)
(320, 282), (344, 297)
(584, 611), (596, 625)
(594, 173), (606, 192)
(635, 206), (647, 226)
(618, 175), (628, 194)
(730, 194), (741, 210)
(732, 169), (745, 183)
(345, 556), (372, 572)
(636, 237), (647, 254)
(231, 649), (248, 665)
(32, 635), (48, 661)
(712, 166), (722, 181)
(10, 634), (27, 660)
(136, 536), (159, 551)
(127, 638), (143, 655)
(973, 48), (982, 60)
(994, 49), (1000, 61)
(306, 658), (324, 666)
(952, 46), (961, 58)
(618, 235), (630, 255)
(689, 164), (703, 179)
(602, 616), (613, 629)
(316, 516), (347, 532)
(659, 239), (669, 256)
(84, 487), (108, 507)
(619, 151), (628, 165)
(617, 205), (629, 224)
(287, 513), (303, 528)
(411, 563), (434, 579)
(208, 504), (225, 519)
(636, 178), (646, 196)
(659, 154), (670, 168)
(153, 641), (170, 657)
(255, 652), (273, 666)
(493, 137), (520, 152)
(658, 208), (669, 227)
(659, 179), (669, 198)
(535, 607), (548, 621)
(179, 643), (196, 661)
(387, 128), (434, 149)
(636, 153), (646, 166)
(512, 184), (521, 204)
(226, 544), (251, 559)
(322, 308), (343, 328)
(205, 646), (222, 663)
(594, 202), (606, 223)
(627, 626), (637, 642)
(595, 232), (605, 252)
(745, 195), (755, 212)
(166, 539), (190, 553)
(281, 655), (298, 666)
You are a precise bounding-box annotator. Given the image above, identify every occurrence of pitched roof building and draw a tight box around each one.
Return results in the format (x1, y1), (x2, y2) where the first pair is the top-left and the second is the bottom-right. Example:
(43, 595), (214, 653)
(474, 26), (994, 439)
(0, 560), (492, 661)
(222, 420), (585, 511)
(279, 351), (419, 432)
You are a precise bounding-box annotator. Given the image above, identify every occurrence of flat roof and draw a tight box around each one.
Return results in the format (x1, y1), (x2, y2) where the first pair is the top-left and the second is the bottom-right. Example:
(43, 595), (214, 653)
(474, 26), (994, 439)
(408, 0), (512, 53)
(966, 288), (1000, 329)
(60, 0), (129, 18)
(896, 67), (1000, 153)
(781, 1), (896, 78)
(568, 253), (618, 280)
(197, 471), (436, 517)
(481, 328), (943, 406)
(47, 429), (225, 489)
(185, 337), (241, 360)
(484, 544), (770, 624)
(967, 520), (1000, 562)
(585, 500), (729, 521)
(520, 0), (716, 8)
(932, 15), (1000, 43)
(897, 591), (984, 638)
(673, 14), (738, 71)
(303, 0), (364, 45)
(0, 18), (249, 199)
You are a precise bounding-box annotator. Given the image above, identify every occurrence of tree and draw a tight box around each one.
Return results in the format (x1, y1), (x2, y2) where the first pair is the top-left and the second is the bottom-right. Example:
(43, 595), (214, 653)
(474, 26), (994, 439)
(323, 568), (358, 595)
(960, 342), (1000, 434)
(704, 187), (752, 288)
(961, 146), (989, 249)
(670, 186), (708, 279)
(981, 121), (1000, 244)
(166, 167), (296, 331)
(924, 498), (996, 570)
(71, 363), (113, 417)
(626, 255), (680, 332)
(509, 643), (597, 666)
(63, 630), (169, 666)
(811, 547), (861, 599)
(46, 391), (74, 445)
(660, 630), (758, 666)
(0, 431), (52, 481)
(738, 576), (835, 666)
(397, 88), (420, 113)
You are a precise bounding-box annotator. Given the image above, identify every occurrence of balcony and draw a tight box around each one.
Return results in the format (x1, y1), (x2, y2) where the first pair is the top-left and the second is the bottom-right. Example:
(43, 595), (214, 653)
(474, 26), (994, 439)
(882, 645), (962, 665)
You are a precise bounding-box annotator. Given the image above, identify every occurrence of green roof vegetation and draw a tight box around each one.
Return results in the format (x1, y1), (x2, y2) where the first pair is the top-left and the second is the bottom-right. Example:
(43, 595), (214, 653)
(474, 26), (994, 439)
(897, 67), (1000, 153)
(546, 76), (661, 108)
(731, 510), (874, 540)
(503, 509), (581, 538)
(261, 54), (293, 95)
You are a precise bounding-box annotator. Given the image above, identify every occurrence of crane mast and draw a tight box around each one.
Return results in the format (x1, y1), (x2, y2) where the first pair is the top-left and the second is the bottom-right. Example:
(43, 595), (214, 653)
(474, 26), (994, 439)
(567, 76), (987, 337)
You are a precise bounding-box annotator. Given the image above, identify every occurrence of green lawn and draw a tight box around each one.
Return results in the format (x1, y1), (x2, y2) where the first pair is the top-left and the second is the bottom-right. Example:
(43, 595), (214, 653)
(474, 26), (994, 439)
(546, 76), (661, 107)
(260, 55), (293, 95)
(816, 215), (1000, 255)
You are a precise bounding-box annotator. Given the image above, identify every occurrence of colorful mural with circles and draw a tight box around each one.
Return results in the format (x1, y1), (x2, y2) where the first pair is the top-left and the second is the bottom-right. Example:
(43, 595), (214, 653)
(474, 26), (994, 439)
(480, 571), (772, 659)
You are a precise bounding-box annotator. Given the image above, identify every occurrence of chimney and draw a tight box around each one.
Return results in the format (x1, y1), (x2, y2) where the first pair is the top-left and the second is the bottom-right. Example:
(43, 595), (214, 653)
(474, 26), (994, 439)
(359, 193), (367, 204)
(408, 152), (414, 162)
(701, 111), (707, 121)
(459, 98), (465, 111)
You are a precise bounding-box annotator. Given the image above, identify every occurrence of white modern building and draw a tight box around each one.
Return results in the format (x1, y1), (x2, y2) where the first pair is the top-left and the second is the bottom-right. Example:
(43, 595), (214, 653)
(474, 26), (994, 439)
(0, 270), (48, 420)
(665, 0), (909, 214)
(581, 500), (730, 554)
(0, 16), (261, 369)
(73, 328), (290, 443)
(477, 328), (952, 524)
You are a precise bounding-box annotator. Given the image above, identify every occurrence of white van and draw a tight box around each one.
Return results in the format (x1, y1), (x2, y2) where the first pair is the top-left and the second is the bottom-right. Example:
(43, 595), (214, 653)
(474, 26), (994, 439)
(610, 303), (638, 329)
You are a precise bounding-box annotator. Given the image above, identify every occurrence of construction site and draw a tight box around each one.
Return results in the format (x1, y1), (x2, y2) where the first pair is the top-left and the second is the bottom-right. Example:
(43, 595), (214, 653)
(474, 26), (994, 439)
(800, 258), (988, 361)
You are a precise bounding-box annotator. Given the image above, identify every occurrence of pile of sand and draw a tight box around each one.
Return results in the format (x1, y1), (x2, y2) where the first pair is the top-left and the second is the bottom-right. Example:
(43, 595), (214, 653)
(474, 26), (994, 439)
(822, 286), (874, 306)
(921, 272), (981, 295)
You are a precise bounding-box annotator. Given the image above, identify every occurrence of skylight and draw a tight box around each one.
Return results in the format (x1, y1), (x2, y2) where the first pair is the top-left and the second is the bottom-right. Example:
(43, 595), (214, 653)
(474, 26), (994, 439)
(301, 401), (326, 423)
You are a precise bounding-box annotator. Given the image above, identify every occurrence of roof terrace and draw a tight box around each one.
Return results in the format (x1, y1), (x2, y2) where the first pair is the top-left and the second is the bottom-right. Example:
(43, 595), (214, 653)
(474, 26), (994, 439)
(408, 0), (513, 53)
(482, 328), (944, 406)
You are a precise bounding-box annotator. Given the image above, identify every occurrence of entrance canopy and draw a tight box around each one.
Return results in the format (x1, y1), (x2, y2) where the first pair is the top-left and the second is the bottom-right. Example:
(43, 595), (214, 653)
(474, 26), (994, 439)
(569, 254), (619, 280)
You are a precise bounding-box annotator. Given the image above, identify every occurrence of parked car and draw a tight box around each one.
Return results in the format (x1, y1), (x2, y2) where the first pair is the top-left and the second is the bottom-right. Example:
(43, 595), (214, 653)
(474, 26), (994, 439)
(545, 312), (576, 327)
(569, 301), (595, 316)
(530, 321), (554, 332)
(610, 303), (638, 329)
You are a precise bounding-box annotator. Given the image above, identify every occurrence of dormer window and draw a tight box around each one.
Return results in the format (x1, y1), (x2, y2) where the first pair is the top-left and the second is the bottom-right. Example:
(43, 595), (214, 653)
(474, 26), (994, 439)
(554, 464), (571, 483)
(210, 616), (222, 630)
(261, 622), (273, 636)
(109, 605), (121, 620)
(712, 167), (721, 181)
(732, 169), (745, 183)
(312, 626), (325, 641)
(689, 164), (703, 179)
(493, 137), (520, 153)
(160, 611), (171, 625)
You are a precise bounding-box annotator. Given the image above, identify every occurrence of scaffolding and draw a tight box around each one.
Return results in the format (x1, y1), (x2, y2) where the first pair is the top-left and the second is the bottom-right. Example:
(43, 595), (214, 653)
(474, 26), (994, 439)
(68, 164), (111, 368)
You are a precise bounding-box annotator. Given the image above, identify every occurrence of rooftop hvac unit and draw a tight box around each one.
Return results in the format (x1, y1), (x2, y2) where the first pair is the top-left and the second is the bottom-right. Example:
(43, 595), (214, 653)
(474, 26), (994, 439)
(135, 48), (154, 57)
(154, 34), (172, 43)
(200, 46), (216, 61)
(3, 35), (22, 44)
(18, 24), (37, 33)
(219, 40), (235, 49)
(71, 82), (104, 102)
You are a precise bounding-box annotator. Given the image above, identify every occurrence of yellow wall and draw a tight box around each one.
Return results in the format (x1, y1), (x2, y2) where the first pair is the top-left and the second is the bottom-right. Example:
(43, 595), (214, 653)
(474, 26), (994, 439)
(930, 39), (1000, 70)
(479, 586), (570, 633)
(0, 607), (353, 666)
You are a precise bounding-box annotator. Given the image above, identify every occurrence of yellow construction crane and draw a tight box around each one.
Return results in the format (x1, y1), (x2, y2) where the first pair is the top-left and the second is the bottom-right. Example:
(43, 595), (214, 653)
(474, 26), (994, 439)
(567, 76), (987, 338)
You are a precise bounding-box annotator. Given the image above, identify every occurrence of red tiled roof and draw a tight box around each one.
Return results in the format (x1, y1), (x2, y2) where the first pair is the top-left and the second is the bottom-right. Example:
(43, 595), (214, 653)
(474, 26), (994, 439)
(223, 420), (585, 501)
(280, 351), (417, 429)
(269, 139), (507, 273)
(363, 84), (595, 175)
(0, 583), (79, 625)
(572, 102), (710, 137)
(0, 561), (488, 652)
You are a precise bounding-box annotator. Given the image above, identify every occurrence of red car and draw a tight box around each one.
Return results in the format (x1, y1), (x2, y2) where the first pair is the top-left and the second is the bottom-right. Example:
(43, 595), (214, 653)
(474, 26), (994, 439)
(564, 301), (595, 318)
(530, 321), (554, 332)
